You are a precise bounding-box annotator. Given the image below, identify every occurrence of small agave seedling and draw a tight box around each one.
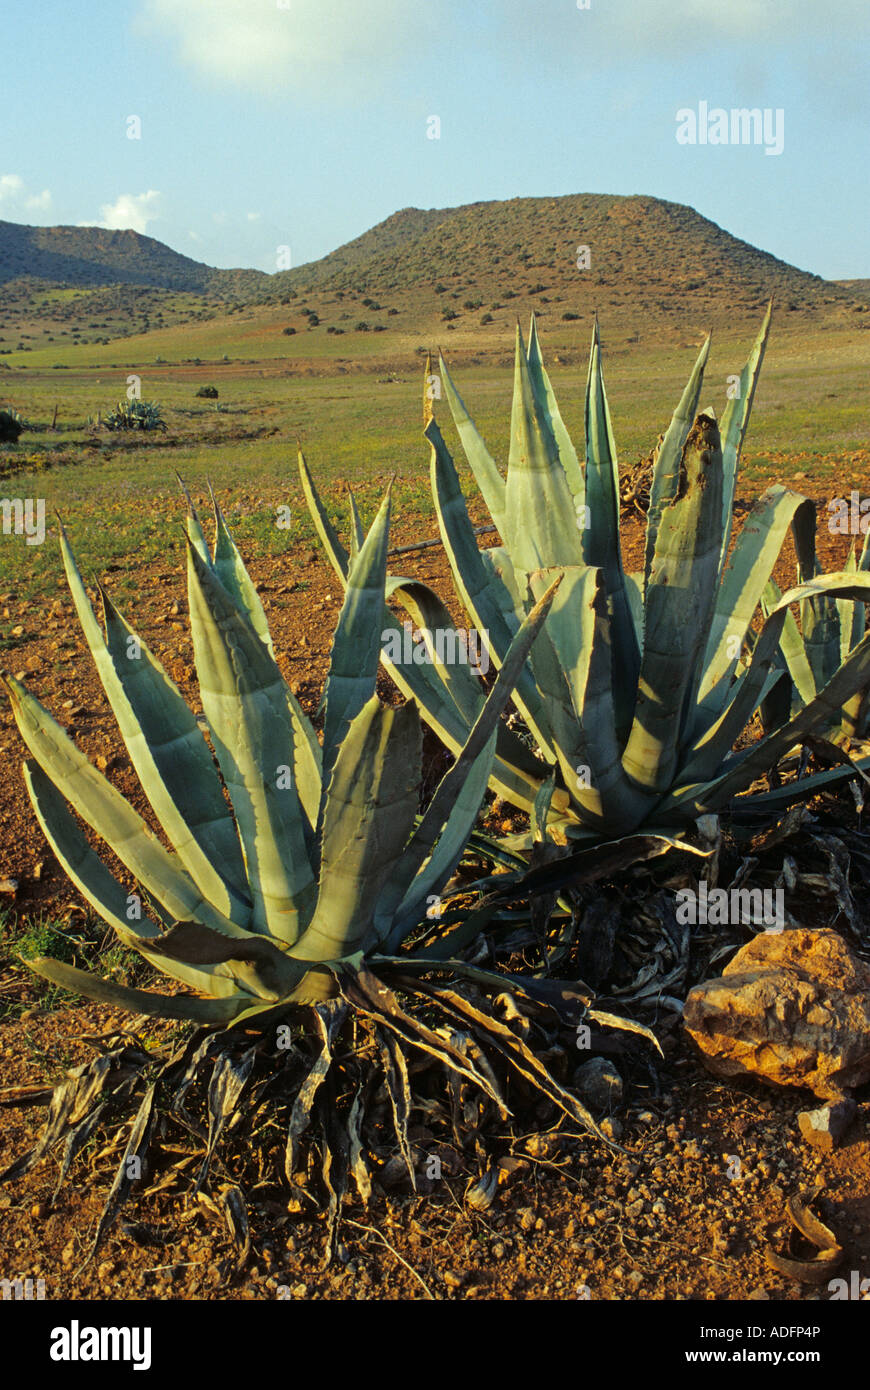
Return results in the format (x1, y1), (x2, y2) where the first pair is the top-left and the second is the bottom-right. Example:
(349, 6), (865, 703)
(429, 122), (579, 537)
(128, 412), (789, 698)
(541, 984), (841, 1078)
(303, 308), (870, 846)
(2, 483), (646, 1257)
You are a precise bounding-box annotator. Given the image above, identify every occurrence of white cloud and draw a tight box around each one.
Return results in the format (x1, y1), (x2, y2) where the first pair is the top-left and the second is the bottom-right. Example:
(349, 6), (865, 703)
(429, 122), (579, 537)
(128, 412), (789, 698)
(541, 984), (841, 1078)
(246, 211), (262, 221)
(97, 191), (162, 234)
(137, 0), (417, 90)
(0, 174), (53, 217)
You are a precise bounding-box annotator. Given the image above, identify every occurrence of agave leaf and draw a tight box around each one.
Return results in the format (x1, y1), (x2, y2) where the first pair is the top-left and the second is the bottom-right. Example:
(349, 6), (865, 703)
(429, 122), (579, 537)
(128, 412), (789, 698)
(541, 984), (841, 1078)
(57, 523), (250, 925)
(24, 957), (254, 1022)
(374, 1025), (416, 1189)
(504, 324), (585, 571)
(209, 485), (275, 654)
(280, 684), (322, 833)
(839, 538), (870, 737)
(717, 301), (772, 577)
(624, 570), (645, 647)
(195, 1047), (256, 1193)
(347, 486), (365, 560)
(406, 901), (502, 963)
(526, 313), (585, 505)
(837, 543), (859, 669)
(532, 772), (557, 842)
(294, 699), (421, 961)
(790, 489), (843, 696)
(761, 577), (816, 707)
(726, 755), (870, 818)
(5, 675), (253, 941)
(22, 761), (244, 999)
(644, 335), (711, 590)
(297, 448), (350, 584)
(177, 474), (210, 564)
(284, 1002), (347, 1181)
(91, 1083), (158, 1258)
(438, 352), (507, 534)
(583, 318), (622, 571)
(186, 543), (316, 942)
(140, 920), (305, 1000)
(586, 1010), (663, 1055)
(696, 488), (816, 728)
(622, 413), (724, 793)
(489, 832), (706, 901)
(583, 318), (640, 720)
(321, 489), (391, 791)
(347, 1082), (372, 1204)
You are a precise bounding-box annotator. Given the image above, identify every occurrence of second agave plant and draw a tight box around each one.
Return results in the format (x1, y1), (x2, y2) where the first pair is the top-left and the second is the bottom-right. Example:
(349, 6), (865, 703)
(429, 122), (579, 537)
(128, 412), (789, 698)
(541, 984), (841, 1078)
(303, 307), (870, 845)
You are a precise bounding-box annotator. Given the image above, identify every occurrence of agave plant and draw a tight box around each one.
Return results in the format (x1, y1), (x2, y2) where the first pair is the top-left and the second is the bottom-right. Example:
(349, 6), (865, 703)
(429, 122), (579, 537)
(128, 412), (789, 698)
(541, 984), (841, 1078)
(302, 307), (870, 846)
(103, 398), (166, 431)
(3, 483), (653, 1257)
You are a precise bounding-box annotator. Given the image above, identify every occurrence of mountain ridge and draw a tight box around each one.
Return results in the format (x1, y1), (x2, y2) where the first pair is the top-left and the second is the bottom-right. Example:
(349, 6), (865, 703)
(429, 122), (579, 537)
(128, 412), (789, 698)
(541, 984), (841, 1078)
(1, 195), (867, 343)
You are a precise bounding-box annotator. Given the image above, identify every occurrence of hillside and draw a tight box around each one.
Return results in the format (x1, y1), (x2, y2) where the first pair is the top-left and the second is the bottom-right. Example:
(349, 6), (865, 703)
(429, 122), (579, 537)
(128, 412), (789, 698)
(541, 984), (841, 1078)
(0, 220), (267, 295)
(1, 195), (867, 361)
(271, 193), (867, 329)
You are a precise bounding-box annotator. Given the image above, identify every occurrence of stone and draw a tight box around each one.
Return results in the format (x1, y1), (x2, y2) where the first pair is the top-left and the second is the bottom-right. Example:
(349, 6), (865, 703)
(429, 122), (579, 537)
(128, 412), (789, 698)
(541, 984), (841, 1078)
(797, 1098), (857, 1151)
(573, 1056), (623, 1111)
(682, 929), (870, 1100)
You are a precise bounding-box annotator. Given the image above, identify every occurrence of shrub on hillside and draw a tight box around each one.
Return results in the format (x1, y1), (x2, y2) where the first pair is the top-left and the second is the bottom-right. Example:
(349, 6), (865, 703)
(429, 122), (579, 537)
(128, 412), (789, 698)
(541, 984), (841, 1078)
(195, 385), (219, 399)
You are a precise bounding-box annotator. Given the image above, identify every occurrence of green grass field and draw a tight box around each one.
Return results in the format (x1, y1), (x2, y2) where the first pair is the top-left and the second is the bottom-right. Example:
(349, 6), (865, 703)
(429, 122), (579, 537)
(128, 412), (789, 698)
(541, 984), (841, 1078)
(1, 313), (868, 604)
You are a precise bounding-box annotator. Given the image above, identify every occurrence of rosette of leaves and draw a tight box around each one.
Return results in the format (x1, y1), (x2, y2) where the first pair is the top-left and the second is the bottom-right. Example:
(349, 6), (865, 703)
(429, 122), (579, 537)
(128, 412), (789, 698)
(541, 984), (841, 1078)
(1, 483), (648, 1258)
(103, 399), (166, 431)
(302, 308), (870, 846)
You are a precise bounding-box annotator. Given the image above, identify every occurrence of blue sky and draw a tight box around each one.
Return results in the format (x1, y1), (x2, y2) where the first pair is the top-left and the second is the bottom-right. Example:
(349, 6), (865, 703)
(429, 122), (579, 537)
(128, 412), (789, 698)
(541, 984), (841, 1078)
(2, 0), (868, 278)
